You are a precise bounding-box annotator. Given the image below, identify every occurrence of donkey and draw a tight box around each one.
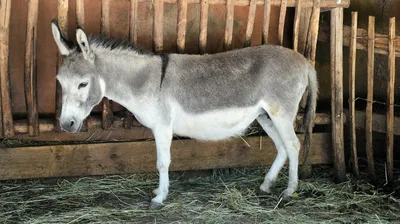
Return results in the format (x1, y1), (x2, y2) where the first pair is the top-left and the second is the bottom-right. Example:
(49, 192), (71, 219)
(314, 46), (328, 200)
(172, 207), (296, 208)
(51, 20), (318, 208)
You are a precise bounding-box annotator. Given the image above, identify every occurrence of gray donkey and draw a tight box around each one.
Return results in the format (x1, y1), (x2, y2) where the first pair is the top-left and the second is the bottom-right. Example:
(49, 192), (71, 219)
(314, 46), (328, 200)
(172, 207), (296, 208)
(51, 20), (318, 208)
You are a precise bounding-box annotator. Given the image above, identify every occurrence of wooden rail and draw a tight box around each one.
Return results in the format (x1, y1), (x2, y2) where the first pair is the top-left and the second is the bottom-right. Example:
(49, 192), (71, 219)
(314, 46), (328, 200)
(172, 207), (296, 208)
(223, 0), (235, 50)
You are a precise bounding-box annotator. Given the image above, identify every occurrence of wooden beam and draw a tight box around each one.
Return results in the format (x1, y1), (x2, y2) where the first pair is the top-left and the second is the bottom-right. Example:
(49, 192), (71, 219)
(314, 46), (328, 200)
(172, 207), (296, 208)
(130, 0), (138, 45)
(366, 16), (376, 182)
(0, 0), (13, 137)
(304, 0), (320, 67)
(292, 0), (302, 51)
(177, 0), (188, 53)
(0, 133), (331, 180)
(223, 0), (235, 51)
(262, 0), (271, 44)
(136, 0), (349, 7)
(330, 8), (345, 183)
(244, 0), (257, 47)
(153, 0), (164, 53)
(348, 11), (359, 178)
(277, 0), (287, 46)
(199, 0), (209, 54)
(386, 17), (396, 183)
(348, 110), (400, 136)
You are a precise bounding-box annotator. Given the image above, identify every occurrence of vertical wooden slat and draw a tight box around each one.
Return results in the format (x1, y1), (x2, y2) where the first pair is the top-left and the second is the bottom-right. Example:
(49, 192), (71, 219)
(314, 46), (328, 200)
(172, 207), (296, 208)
(386, 17), (396, 183)
(0, 0), (13, 137)
(262, 0), (271, 44)
(277, 0), (287, 46)
(223, 0), (235, 51)
(304, 0), (320, 67)
(366, 16), (376, 182)
(349, 11), (359, 178)
(243, 0), (257, 47)
(153, 0), (164, 53)
(330, 8), (345, 182)
(24, 0), (40, 137)
(292, 0), (302, 52)
(177, 0), (188, 53)
(101, 0), (113, 130)
(199, 0), (209, 53)
(55, 0), (69, 133)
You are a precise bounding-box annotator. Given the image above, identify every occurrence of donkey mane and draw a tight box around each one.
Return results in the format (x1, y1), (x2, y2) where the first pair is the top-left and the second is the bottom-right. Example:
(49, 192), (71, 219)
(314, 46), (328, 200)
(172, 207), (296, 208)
(86, 35), (153, 55)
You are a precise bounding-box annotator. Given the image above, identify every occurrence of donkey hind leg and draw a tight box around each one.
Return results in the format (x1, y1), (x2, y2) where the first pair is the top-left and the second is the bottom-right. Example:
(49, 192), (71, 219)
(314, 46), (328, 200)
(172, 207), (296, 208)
(150, 126), (173, 208)
(270, 115), (301, 200)
(257, 115), (287, 193)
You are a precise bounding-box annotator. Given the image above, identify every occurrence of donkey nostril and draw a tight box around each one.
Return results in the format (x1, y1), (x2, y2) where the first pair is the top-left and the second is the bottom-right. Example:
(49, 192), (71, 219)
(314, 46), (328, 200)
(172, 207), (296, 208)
(69, 120), (75, 128)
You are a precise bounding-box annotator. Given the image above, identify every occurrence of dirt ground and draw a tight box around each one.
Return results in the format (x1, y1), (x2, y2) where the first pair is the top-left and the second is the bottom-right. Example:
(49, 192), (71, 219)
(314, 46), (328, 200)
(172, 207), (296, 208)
(0, 166), (399, 224)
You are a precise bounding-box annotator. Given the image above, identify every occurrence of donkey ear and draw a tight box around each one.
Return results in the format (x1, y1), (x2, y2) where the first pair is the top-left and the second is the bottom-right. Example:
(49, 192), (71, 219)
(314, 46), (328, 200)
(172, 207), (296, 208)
(76, 27), (94, 62)
(51, 20), (72, 56)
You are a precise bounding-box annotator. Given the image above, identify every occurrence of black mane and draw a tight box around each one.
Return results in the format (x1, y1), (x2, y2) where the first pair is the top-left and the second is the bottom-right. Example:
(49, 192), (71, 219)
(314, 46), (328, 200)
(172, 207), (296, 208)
(87, 35), (153, 55)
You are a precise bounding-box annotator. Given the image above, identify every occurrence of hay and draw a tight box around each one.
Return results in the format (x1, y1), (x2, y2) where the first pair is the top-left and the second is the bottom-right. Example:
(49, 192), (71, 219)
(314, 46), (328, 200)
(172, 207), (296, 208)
(0, 166), (399, 224)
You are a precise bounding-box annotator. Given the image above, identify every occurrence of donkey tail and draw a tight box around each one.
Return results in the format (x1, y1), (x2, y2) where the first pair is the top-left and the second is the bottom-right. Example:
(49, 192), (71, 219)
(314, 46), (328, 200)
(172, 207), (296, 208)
(302, 65), (319, 166)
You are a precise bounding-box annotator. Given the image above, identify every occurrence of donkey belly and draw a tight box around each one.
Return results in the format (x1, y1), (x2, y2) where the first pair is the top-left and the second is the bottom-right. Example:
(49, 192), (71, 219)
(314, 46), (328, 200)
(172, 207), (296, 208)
(173, 105), (262, 140)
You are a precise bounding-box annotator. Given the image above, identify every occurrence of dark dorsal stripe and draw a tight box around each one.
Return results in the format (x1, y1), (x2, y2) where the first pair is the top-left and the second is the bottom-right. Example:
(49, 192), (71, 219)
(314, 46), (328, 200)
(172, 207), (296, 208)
(87, 35), (153, 55)
(159, 53), (169, 88)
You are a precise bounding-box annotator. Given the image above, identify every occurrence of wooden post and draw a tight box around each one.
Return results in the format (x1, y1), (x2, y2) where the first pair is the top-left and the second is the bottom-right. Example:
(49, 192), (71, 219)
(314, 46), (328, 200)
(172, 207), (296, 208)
(101, 0), (113, 130)
(199, 0), (209, 53)
(330, 8), (345, 182)
(55, 0), (69, 133)
(386, 17), (396, 183)
(24, 0), (40, 137)
(244, 0), (257, 47)
(349, 11), (359, 177)
(0, 0), (14, 137)
(304, 0), (320, 67)
(366, 16), (376, 182)
(292, 0), (302, 51)
(262, 0), (271, 44)
(153, 0), (164, 53)
(277, 0), (287, 46)
(177, 0), (188, 53)
(224, 0), (235, 51)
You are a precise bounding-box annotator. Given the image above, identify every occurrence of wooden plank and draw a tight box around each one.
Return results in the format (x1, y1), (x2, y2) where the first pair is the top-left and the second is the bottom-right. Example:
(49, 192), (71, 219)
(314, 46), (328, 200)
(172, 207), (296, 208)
(101, 0), (113, 130)
(244, 0), (257, 47)
(365, 16), (376, 182)
(318, 24), (400, 57)
(0, 133), (331, 180)
(177, 0), (188, 53)
(55, 0), (69, 133)
(24, 0), (40, 137)
(277, 0), (287, 46)
(199, 0), (209, 54)
(304, 0), (320, 67)
(262, 0), (271, 44)
(386, 17), (395, 183)
(0, 0), (13, 137)
(348, 11), (359, 178)
(292, 0), (302, 51)
(224, 0), (235, 51)
(136, 0), (350, 7)
(348, 109), (400, 136)
(130, 0), (138, 45)
(153, 0), (164, 53)
(330, 8), (345, 182)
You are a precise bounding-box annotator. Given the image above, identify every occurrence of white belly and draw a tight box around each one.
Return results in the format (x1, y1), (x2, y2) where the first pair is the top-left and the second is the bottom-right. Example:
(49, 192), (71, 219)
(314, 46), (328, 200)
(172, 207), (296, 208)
(172, 105), (263, 140)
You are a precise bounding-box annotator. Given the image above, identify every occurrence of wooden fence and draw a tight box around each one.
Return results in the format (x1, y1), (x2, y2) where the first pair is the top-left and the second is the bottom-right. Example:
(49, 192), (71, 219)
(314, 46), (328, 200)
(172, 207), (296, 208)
(0, 0), (350, 180)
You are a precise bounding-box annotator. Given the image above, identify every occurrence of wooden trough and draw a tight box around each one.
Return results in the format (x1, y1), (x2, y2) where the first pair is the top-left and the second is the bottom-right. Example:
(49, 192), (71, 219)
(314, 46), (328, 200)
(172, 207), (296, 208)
(0, 0), (352, 180)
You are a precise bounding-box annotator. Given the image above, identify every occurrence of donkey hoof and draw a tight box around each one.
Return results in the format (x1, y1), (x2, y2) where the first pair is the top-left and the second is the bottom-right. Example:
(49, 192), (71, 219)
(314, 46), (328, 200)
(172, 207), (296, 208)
(152, 188), (159, 195)
(259, 186), (271, 195)
(149, 201), (164, 210)
(279, 190), (293, 202)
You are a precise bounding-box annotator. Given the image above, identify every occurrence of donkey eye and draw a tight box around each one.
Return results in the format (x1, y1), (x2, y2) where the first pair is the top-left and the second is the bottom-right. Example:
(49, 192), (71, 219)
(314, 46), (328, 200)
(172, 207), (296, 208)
(78, 82), (88, 89)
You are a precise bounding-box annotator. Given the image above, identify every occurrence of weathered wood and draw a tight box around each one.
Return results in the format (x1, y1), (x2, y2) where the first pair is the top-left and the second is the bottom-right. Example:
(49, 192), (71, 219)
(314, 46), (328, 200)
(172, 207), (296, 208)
(386, 17), (396, 183)
(277, 0), (287, 46)
(318, 24), (400, 57)
(365, 16), (376, 182)
(101, 0), (113, 130)
(224, 0), (235, 51)
(130, 0), (138, 45)
(137, 0), (349, 7)
(24, 0), (40, 137)
(0, 0), (13, 137)
(292, 0), (302, 51)
(0, 133), (331, 180)
(330, 8), (345, 182)
(177, 0), (188, 53)
(304, 0), (320, 67)
(55, 0), (69, 133)
(347, 109), (400, 136)
(244, 0), (257, 47)
(348, 11), (359, 178)
(262, 0), (271, 44)
(199, 0), (209, 53)
(153, 0), (164, 53)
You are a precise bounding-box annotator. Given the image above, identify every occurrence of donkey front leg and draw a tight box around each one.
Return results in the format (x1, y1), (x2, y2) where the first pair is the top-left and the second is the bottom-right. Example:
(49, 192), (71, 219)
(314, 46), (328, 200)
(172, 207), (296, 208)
(151, 126), (173, 208)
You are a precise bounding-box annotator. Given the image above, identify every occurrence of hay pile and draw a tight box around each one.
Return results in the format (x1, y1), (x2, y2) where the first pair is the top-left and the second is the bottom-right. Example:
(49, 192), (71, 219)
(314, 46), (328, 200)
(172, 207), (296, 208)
(0, 166), (399, 224)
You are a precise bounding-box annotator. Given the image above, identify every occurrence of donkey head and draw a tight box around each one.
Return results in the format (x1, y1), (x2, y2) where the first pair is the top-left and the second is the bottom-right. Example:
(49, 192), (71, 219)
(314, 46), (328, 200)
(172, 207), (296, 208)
(51, 21), (105, 133)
